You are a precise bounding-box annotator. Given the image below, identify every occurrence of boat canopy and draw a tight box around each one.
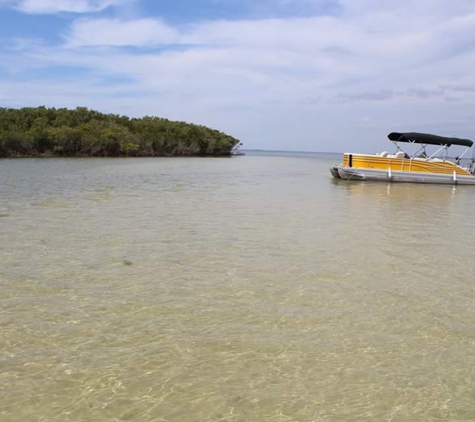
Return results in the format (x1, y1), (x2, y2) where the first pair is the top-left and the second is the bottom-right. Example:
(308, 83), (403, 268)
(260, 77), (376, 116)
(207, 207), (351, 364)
(388, 132), (473, 148)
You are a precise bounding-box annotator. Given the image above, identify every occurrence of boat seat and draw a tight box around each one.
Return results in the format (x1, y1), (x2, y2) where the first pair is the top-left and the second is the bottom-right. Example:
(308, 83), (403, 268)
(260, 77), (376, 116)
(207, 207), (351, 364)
(379, 151), (389, 157)
(395, 151), (405, 158)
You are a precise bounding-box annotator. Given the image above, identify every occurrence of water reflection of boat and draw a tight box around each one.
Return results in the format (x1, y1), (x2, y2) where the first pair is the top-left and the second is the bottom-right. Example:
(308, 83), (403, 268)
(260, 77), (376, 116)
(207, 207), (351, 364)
(330, 132), (475, 185)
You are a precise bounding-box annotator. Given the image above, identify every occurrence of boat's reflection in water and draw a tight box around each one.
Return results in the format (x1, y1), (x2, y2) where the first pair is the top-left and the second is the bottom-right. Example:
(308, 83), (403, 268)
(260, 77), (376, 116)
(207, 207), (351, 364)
(331, 177), (466, 200)
(329, 176), (473, 227)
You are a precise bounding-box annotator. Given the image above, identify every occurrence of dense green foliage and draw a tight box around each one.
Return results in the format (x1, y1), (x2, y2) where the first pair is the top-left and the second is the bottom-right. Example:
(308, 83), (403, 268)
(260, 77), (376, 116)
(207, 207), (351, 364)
(0, 106), (240, 157)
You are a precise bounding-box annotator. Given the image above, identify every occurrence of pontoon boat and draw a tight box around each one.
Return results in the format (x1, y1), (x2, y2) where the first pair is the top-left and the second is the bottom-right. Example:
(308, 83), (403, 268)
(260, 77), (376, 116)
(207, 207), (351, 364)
(330, 132), (475, 185)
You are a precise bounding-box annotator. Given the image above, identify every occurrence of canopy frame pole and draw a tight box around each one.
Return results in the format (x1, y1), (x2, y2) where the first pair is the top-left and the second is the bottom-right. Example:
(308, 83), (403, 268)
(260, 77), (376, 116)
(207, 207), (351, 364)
(411, 143), (427, 158)
(391, 141), (416, 157)
(428, 145), (447, 159)
(459, 147), (469, 160)
(456, 147), (470, 162)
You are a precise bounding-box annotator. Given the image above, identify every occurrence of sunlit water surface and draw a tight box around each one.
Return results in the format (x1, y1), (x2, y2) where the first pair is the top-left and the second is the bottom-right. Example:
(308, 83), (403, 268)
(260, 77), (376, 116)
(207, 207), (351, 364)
(2, 153), (475, 421)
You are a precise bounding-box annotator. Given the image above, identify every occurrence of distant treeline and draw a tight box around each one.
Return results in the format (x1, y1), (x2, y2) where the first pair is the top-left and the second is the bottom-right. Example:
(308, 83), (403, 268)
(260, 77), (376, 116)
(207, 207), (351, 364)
(0, 106), (240, 157)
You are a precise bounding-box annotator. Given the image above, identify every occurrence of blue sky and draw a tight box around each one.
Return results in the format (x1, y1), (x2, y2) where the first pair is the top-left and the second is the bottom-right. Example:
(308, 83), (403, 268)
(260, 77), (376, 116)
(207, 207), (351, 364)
(1, 0), (475, 152)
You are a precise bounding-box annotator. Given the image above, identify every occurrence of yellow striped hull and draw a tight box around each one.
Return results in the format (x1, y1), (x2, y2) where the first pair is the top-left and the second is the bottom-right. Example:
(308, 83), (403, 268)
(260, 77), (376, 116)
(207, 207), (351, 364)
(342, 153), (470, 176)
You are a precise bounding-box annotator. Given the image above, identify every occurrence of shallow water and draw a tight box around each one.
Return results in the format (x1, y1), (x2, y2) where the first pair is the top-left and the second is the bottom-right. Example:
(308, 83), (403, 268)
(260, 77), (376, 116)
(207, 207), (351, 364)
(1, 153), (475, 421)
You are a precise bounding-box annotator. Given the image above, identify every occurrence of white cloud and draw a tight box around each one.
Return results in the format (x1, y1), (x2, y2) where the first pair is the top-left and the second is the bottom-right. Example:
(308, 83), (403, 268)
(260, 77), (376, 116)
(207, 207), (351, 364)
(62, 9), (475, 94)
(13, 0), (123, 14)
(68, 18), (179, 46)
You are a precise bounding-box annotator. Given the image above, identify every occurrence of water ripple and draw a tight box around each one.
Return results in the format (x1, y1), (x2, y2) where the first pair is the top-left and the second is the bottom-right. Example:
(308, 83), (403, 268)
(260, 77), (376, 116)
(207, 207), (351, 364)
(1, 155), (475, 421)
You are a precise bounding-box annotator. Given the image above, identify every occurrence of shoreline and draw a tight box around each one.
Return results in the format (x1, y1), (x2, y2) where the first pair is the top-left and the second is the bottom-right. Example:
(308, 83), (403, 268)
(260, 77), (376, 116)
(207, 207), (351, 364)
(0, 153), (235, 159)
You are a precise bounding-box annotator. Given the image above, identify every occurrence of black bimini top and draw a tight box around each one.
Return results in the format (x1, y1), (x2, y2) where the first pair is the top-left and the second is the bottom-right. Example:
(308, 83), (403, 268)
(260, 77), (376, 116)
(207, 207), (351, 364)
(388, 132), (473, 148)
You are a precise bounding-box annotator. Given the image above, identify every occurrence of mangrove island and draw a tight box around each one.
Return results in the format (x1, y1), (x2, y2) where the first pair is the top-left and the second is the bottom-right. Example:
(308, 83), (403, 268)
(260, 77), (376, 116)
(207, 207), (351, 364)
(0, 106), (241, 158)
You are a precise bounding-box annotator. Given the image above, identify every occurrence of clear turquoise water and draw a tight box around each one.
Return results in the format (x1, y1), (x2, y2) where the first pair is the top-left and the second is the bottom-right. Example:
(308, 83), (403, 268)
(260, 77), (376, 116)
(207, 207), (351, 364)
(1, 153), (475, 421)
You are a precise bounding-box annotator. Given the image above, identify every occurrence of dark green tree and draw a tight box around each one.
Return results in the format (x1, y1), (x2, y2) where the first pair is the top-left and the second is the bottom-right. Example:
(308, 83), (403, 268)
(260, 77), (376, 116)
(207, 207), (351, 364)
(0, 106), (240, 157)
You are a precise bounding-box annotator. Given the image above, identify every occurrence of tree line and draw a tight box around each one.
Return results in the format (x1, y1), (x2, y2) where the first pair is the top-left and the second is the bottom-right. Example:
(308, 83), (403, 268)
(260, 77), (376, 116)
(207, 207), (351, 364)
(0, 106), (240, 157)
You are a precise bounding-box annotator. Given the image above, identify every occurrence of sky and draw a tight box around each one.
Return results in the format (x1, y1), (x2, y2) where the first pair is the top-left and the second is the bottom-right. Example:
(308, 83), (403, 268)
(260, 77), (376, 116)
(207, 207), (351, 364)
(1, 0), (475, 153)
